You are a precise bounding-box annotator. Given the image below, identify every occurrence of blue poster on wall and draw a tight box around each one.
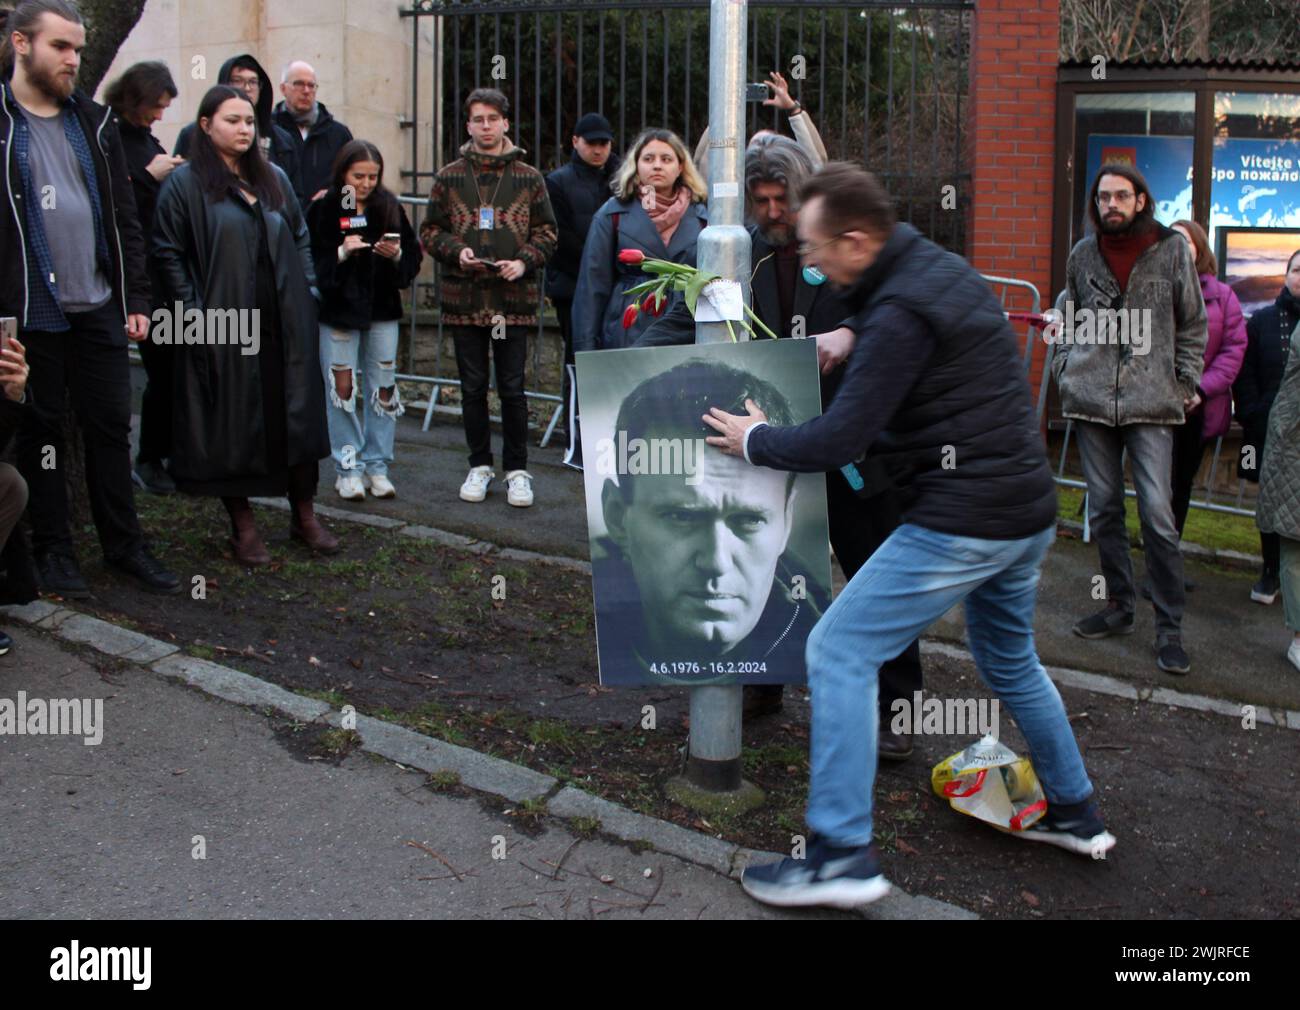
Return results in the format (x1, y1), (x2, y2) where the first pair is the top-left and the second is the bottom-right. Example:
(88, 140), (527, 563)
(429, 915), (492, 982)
(1085, 134), (1194, 224)
(1209, 138), (1300, 232)
(1086, 134), (1300, 247)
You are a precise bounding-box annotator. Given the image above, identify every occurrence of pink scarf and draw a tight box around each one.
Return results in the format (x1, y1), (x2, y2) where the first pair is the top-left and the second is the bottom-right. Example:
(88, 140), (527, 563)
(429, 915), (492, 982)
(641, 185), (693, 247)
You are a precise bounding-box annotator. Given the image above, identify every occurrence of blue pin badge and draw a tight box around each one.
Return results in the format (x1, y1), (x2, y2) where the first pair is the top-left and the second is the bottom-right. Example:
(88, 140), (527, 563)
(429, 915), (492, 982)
(802, 265), (827, 286)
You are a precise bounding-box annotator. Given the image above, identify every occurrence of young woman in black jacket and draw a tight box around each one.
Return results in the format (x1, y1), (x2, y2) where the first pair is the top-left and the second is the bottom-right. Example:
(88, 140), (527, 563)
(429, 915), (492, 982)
(152, 85), (336, 565)
(306, 140), (421, 500)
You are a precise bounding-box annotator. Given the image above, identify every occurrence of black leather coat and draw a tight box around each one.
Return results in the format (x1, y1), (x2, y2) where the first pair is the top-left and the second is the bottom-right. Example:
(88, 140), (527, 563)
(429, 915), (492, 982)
(150, 162), (328, 484)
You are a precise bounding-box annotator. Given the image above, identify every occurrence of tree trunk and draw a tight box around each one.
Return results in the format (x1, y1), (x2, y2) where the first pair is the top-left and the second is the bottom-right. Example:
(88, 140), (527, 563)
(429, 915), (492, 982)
(74, 0), (149, 98)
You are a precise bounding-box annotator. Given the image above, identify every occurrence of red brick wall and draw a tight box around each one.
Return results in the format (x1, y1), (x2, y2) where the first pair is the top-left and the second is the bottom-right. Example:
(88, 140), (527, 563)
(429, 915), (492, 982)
(967, 0), (1060, 391)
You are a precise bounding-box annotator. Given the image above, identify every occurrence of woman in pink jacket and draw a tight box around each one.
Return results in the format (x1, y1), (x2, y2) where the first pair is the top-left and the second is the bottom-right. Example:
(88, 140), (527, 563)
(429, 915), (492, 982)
(1170, 220), (1248, 538)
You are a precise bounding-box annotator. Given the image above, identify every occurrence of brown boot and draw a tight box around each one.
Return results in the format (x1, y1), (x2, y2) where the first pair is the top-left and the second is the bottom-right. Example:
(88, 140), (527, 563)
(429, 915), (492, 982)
(223, 497), (271, 566)
(290, 496), (340, 554)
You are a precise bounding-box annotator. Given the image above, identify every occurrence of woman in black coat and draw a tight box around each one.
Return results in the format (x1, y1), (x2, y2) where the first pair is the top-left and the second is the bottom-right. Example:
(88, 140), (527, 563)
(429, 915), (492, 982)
(1234, 248), (1300, 604)
(152, 85), (335, 565)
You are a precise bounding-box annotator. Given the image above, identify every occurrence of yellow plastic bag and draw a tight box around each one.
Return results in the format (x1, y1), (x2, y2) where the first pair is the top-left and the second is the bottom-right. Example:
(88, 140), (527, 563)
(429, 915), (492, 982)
(931, 735), (1047, 832)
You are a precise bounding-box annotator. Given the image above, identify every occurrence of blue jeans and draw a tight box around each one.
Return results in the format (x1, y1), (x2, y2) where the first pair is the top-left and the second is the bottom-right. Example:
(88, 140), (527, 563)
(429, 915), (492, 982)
(1074, 421), (1184, 638)
(319, 320), (403, 478)
(805, 522), (1093, 846)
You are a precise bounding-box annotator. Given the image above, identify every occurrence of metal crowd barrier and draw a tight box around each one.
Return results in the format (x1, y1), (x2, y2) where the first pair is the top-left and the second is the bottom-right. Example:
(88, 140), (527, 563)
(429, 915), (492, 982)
(980, 275), (1258, 539)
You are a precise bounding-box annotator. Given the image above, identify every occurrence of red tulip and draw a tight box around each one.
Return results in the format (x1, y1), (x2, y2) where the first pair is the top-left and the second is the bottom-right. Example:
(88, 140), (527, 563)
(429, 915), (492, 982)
(622, 303), (640, 329)
(642, 293), (666, 316)
(618, 248), (646, 265)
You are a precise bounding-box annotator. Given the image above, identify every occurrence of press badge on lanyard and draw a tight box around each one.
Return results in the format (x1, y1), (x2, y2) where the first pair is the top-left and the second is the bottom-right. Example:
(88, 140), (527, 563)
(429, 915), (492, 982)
(478, 206), (495, 231)
(339, 214), (368, 233)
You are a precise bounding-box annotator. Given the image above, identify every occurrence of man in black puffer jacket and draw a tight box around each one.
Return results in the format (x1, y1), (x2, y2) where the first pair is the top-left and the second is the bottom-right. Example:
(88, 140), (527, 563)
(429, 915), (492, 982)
(705, 164), (1112, 911)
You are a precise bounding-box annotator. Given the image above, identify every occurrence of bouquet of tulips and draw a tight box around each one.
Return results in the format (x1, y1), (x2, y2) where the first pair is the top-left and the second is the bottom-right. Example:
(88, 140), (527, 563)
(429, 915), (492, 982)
(617, 248), (779, 342)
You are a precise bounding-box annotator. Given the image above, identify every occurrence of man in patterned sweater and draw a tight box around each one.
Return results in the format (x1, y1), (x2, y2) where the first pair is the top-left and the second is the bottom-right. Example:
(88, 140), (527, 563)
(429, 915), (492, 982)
(421, 87), (557, 508)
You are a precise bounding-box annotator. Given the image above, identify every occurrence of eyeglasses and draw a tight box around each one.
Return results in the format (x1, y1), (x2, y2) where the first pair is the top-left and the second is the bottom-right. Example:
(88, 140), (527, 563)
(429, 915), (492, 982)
(230, 76), (259, 89)
(797, 233), (846, 257)
(1096, 189), (1135, 206)
(288, 80), (318, 90)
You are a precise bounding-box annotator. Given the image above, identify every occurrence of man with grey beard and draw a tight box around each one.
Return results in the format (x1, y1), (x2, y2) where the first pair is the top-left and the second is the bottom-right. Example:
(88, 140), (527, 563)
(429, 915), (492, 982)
(638, 137), (924, 757)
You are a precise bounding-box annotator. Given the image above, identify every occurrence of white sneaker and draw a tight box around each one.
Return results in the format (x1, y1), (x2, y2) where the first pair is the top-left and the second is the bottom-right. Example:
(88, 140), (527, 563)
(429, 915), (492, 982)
(505, 469), (534, 507)
(1288, 640), (1300, 673)
(335, 473), (366, 501)
(459, 465), (495, 502)
(367, 473), (396, 499)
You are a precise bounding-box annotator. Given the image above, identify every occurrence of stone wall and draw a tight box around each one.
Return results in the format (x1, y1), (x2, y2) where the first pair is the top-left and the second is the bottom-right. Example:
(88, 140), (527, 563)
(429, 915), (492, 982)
(98, 0), (436, 182)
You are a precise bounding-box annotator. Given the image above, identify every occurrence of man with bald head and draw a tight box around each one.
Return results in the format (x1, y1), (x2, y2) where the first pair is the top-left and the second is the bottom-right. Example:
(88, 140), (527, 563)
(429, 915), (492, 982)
(273, 60), (352, 202)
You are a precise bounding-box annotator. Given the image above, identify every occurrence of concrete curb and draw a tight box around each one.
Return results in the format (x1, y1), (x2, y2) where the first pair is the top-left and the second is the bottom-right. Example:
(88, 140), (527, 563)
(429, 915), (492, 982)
(250, 497), (590, 571)
(1, 598), (975, 918)
(919, 639), (1300, 731)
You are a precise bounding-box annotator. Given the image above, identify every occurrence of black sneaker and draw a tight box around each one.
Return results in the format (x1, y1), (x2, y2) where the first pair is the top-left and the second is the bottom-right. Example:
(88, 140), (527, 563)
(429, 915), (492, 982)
(35, 552), (91, 599)
(1072, 601), (1135, 639)
(1156, 635), (1191, 675)
(132, 460), (176, 495)
(1013, 798), (1116, 857)
(0, 629), (11, 656)
(1251, 571), (1280, 605)
(742, 835), (891, 909)
(106, 546), (181, 595)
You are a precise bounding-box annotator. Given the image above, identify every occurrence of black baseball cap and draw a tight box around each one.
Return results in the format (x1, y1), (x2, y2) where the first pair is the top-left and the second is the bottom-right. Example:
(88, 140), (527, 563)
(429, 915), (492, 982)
(573, 113), (614, 142)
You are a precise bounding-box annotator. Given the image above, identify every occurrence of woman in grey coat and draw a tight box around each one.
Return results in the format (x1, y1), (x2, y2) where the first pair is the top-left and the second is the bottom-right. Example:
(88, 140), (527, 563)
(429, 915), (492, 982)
(571, 128), (708, 353)
(1255, 313), (1300, 672)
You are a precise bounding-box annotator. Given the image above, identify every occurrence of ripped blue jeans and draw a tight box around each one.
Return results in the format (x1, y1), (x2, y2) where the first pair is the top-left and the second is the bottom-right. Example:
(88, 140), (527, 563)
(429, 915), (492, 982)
(319, 320), (403, 478)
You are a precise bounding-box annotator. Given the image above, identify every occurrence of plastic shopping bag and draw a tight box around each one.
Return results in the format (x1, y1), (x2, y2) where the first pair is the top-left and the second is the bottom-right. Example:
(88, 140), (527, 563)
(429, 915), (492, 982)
(931, 735), (1047, 832)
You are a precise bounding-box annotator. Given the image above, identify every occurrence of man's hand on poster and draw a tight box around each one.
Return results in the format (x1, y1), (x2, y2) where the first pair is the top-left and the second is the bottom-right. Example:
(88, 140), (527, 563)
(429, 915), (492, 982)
(703, 398), (768, 458)
(814, 326), (856, 374)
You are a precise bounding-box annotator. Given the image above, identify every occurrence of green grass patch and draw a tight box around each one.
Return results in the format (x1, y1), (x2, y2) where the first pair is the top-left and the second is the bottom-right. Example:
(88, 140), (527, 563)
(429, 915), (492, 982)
(1056, 485), (1260, 556)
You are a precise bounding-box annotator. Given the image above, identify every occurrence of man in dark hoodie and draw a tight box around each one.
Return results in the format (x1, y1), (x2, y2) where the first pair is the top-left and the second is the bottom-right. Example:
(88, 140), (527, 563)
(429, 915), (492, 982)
(173, 53), (302, 207)
(545, 112), (619, 445)
(273, 60), (352, 204)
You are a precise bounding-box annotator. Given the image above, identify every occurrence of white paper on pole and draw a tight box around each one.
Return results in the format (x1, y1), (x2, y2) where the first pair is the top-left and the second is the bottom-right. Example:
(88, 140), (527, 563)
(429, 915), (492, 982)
(712, 181), (739, 198)
(694, 279), (745, 322)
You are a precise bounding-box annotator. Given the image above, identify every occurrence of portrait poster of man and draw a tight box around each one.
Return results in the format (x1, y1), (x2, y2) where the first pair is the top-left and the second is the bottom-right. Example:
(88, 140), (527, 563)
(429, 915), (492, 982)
(576, 339), (832, 688)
